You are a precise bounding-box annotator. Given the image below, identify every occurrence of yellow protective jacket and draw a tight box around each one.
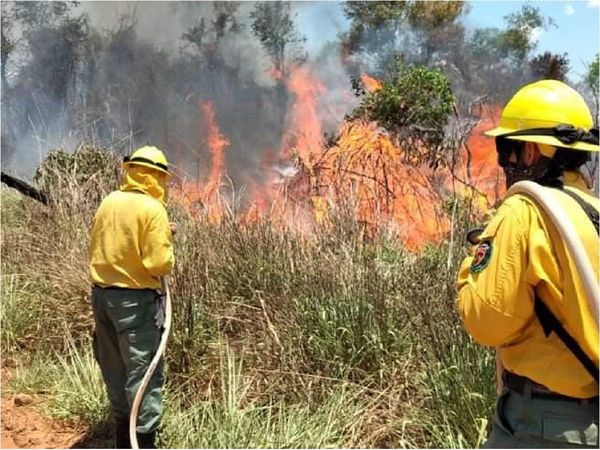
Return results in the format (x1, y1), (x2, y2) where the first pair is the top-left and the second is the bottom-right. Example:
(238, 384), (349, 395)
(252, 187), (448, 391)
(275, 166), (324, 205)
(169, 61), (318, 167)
(90, 166), (174, 290)
(457, 171), (599, 399)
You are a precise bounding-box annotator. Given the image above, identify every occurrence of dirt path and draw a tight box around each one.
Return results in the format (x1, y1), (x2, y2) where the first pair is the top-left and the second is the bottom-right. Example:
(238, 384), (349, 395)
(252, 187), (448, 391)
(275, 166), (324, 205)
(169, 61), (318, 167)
(1, 394), (85, 449)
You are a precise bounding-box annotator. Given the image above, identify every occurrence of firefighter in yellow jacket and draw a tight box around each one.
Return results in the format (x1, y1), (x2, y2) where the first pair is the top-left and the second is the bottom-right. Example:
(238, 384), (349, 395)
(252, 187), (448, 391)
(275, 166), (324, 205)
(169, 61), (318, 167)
(90, 146), (174, 449)
(457, 80), (599, 448)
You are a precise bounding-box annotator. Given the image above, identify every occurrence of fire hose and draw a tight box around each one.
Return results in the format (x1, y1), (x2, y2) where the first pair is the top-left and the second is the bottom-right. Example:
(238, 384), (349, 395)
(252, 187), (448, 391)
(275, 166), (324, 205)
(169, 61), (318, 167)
(493, 180), (600, 392)
(506, 180), (599, 325)
(129, 276), (172, 449)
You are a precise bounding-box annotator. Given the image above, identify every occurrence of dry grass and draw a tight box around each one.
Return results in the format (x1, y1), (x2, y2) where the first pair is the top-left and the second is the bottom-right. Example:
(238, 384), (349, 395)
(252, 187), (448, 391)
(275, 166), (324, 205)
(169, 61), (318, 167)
(1, 145), (495, 448)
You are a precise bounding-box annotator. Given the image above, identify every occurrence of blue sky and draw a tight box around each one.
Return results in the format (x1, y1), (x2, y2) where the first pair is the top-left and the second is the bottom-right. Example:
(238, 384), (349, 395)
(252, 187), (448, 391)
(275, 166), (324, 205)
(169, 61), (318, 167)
(297, 0), (600, 81)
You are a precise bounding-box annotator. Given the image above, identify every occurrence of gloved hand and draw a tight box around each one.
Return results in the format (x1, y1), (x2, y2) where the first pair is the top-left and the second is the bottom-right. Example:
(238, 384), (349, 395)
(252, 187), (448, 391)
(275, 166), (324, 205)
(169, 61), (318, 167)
(154, 293), (166, 329)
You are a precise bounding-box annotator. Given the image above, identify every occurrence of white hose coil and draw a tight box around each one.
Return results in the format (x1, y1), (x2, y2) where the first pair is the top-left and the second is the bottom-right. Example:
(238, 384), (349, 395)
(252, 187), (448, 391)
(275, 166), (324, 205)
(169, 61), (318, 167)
(506, 180), (599, 327)
(130, 277), (172, 449)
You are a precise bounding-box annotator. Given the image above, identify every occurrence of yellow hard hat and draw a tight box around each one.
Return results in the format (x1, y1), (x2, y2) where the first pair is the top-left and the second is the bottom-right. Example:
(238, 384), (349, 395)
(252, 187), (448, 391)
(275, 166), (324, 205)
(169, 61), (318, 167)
(123, 146), (171, 177)
(485, 80), (599, 152)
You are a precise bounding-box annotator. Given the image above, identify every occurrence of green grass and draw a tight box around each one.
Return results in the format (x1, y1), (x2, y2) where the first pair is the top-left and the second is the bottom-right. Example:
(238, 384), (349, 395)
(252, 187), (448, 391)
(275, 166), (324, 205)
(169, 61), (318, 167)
(50, 336), (110, 423)
(7, 335), (109, 425)
(1, 274), (46, 353)
(161, 346), (375, 448)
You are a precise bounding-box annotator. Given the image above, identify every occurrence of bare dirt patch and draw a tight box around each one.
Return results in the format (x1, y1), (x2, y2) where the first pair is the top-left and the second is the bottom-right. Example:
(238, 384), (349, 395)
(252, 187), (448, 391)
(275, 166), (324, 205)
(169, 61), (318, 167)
(1, 395), (85, 449)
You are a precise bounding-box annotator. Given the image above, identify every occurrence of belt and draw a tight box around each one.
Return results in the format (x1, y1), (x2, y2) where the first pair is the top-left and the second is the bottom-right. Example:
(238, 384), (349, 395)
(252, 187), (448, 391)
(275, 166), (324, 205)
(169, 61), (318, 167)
(93, 284), (157, 293)
(503, 371), (598, 403)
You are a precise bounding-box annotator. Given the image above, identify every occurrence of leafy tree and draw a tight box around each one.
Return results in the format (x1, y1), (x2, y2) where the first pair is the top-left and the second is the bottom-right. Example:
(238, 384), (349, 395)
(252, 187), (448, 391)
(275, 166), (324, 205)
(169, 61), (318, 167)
(470, 27), (507, 61)
(585, 54), (599, 123)
(250, 1), (306, 77)
(342, 1), (408, 57)
(14, 1), (77, 29)
(342, 1), (468, 68)
(501, 4), (555, 64)
(467, 4), (557, 100)
(406, 1), (468, 64)
(212, 2), (242, 40)
(12, 1), (88, 102)
(182, 17), (207, 52)
(1, 2), (17, 161)
(529, 52), (569, 81)
(183, 2), (242, 52)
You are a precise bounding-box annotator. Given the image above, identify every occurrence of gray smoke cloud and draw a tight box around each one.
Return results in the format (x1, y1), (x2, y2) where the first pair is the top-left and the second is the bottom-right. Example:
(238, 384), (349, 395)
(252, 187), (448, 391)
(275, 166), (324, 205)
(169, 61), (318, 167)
(1, 1), (356, 189)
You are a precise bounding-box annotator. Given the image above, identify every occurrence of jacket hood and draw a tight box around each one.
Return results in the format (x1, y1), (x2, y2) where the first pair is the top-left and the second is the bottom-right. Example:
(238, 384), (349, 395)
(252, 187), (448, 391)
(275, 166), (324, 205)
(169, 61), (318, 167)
(120, 165), (167, 205)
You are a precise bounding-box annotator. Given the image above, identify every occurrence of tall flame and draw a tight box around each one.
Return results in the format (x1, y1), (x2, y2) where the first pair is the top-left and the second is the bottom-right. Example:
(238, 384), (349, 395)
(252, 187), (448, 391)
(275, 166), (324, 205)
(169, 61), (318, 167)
(201, 101), (229, 196)
(281, 66), (325, 170)
(170, 66), (504, 252)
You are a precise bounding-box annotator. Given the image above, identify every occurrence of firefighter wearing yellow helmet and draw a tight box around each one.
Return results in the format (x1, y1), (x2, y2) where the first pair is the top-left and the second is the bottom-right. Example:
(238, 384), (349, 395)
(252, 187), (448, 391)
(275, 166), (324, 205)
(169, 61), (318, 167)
(456, 80), (599, 448)
(89, 145), (175, 449)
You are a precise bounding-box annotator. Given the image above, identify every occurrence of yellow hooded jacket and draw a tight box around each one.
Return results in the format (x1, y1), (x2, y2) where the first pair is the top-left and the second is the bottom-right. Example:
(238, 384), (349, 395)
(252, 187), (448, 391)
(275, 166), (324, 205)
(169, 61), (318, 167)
(457, 171), (599, 399)
(90, 166), (174, 290)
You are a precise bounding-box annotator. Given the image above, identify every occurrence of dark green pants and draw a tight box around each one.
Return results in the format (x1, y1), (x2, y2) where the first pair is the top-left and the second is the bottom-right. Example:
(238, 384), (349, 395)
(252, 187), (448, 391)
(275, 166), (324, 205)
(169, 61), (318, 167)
(484, 386), (599, 448)
(91, 286), (164, 434)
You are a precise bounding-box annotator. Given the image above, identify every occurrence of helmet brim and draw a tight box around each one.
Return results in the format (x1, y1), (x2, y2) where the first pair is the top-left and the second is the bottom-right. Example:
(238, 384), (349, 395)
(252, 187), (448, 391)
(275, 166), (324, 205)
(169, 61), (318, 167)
(122, 161), (172, 178)
(484, 127), (600, 152)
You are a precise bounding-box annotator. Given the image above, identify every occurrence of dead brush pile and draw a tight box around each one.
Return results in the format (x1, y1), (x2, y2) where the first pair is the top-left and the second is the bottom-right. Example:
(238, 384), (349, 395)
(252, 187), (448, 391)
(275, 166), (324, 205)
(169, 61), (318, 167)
(2, 145), (495, 447)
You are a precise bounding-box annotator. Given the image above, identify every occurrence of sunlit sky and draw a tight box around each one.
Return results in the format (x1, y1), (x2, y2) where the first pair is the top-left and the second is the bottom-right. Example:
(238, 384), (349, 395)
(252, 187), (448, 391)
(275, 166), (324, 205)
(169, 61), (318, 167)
(297, 0), (600, 81)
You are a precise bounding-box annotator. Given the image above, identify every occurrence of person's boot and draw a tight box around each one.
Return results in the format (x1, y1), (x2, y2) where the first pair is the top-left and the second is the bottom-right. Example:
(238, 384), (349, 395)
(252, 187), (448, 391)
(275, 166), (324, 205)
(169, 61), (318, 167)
(115, 420), (131, 449)
(136, 431), (157, 449)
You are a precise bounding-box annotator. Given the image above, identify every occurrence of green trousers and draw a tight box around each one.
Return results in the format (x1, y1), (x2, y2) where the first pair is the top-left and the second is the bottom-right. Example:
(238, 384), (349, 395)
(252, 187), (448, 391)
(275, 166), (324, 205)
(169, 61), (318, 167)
(91, 285), (164, 434)
(484, 386), (599, 448)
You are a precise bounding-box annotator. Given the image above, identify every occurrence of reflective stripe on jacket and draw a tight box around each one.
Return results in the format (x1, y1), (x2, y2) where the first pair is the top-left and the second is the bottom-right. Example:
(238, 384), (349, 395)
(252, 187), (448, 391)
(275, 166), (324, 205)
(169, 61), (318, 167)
(457, 171), (599, 399)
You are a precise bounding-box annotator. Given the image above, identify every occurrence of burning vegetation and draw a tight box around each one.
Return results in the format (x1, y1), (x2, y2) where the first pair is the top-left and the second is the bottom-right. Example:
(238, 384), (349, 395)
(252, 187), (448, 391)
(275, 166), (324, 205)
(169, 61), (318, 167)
(169, 65), (503, 251)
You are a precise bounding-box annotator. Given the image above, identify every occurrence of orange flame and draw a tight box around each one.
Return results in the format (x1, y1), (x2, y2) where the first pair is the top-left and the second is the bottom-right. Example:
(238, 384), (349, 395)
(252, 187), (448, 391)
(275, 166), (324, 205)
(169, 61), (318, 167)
(170, 101), (230, 222)
(201, 101), (229, 196)
(280, 66), (326, 169)
(360, 74), (383, 93)
(459, 104), (505, 206)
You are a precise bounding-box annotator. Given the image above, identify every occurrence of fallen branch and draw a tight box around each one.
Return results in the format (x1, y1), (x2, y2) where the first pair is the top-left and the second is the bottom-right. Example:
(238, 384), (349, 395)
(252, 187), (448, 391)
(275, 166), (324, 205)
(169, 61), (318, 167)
(1, 172), (48, 205)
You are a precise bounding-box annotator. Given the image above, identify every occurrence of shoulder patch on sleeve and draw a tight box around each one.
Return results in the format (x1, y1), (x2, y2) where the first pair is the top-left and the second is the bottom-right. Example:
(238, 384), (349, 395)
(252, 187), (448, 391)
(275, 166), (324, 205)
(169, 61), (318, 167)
(470, 240), (493, 273)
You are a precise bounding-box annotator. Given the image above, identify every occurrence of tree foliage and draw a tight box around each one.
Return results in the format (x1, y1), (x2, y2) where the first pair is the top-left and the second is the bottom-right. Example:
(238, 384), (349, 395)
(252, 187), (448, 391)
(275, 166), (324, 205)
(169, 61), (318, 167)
(343, 2), (559, 102)
(585, 54), (599, 123)
(1, 2), (16, 90)
(182, 2), (242, 52)
(585, 54), (599, 97)
(250, 1), (306, 76)
(342, 1), (408, 56)
(342, 1), (468, 65)
(13, 1), (78, 29)
(501, 4), (555, 63)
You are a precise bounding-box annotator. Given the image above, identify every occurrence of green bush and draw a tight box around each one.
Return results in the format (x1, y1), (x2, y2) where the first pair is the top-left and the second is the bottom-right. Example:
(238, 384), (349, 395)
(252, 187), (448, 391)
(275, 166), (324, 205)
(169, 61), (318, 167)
(351, 59), (454, 157)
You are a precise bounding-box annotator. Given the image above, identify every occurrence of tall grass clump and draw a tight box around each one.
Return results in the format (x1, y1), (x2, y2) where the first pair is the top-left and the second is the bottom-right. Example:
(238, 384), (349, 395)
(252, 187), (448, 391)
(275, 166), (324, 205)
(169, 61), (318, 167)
(50, 335), (110, 424)
(7, 333), (109, 425)
(161, 345), (374, 449)
(0, 275), (46, 354)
